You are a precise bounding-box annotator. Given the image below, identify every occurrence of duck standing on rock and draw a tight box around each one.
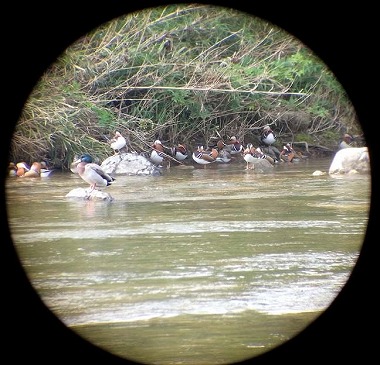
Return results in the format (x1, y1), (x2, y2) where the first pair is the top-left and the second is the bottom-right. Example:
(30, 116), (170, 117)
(260, 125), (277, 146)
(71, 154), (115, 192)
(243, 143), (257, 170)
(279, 143), (296, 162)
(260, 125), (281, 162)
(254, 147), (275, 165)
(110, 131), (128, 154)
(243, 144), (275, 169)
(150, 140), (166, 166)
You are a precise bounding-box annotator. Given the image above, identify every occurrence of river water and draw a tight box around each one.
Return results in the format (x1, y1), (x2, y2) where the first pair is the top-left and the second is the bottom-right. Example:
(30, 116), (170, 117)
(5, 157), (371, 364)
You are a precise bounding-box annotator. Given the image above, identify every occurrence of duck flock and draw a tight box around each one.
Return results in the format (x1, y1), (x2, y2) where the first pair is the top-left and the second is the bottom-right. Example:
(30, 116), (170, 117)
(8, 125), (303, 192)
(8, 161), (53, 178)
(148, 124), (301, 170)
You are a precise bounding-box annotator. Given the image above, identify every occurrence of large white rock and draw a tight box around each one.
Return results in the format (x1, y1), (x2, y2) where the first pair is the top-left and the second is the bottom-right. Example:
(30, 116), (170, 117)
(100, 152), (162, 176)
(328, 147), (370, 175)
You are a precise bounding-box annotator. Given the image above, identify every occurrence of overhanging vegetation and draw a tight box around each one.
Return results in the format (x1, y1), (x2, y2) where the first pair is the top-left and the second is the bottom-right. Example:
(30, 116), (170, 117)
(10, 4), (361, 169)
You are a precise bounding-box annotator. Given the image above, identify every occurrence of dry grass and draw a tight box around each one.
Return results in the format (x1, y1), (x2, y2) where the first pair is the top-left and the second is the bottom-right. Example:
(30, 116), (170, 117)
(9, 4), (361, 169)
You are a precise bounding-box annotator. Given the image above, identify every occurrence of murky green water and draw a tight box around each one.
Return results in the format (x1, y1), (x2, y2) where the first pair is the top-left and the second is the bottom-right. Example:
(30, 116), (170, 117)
(5, 158), (370, 364)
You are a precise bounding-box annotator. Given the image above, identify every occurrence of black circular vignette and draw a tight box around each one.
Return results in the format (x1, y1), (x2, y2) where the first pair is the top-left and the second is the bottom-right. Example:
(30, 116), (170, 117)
(2, 1), (377, 364)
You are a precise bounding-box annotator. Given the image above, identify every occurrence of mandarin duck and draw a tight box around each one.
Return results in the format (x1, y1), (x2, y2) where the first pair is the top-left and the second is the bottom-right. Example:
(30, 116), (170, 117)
(225, 136), (243, 154)
(110, 131), (128, 154)
(243, 143), (257, 169)
(150, 140), (166, 165)
(279, 143), (296, 162)
(192, 146), (218, 165)
(170, 143), (188, 161)
(15, 162), (30, 177)
(261, 125), (277, 146)
(23, 162), (42, 177)
(8, 162), (18, 177)
(212, 139), (231, 163)
(338, 133), (354, 150)
(15, 162), (41, 177)
(39, 161), (54, 177)
(215, 149), (231, 163)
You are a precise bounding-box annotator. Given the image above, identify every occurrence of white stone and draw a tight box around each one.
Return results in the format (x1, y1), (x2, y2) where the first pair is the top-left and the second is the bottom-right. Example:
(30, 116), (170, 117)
(328, 147), (370, 175)
(65, 187), (113, 201)
(100, 152), (161, 176)
(312, 170), (327, 176)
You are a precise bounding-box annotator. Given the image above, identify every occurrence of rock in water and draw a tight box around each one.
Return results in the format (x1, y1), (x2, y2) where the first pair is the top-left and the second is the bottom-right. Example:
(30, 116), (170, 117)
(329, 147), (370, 175)
(312, 170), (327, 176)
(65, 187), (114, 201)
(100, 152), (161, 175)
